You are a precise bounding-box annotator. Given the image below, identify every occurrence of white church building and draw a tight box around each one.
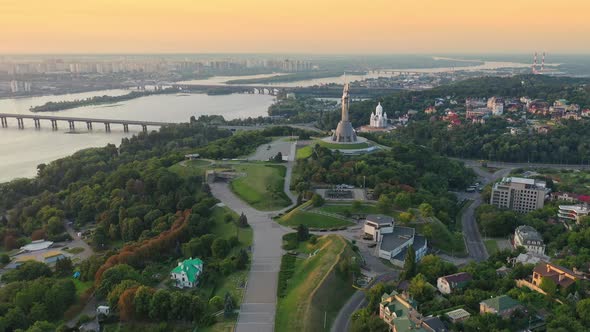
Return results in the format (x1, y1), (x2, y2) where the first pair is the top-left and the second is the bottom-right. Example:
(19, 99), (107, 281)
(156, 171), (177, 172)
(370, 102), (388, 128)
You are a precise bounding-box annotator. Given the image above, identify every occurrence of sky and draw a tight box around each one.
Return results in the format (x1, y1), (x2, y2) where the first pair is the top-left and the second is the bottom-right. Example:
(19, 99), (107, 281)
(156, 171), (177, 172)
(1, 0), (590, 54)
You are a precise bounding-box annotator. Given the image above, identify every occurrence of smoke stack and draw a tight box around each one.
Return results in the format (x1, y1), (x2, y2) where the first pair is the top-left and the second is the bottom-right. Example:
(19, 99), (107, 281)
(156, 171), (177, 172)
(541, 52), (546, 72)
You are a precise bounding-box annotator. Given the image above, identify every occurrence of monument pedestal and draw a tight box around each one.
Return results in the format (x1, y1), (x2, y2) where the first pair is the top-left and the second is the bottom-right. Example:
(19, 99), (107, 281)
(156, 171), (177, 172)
(332, 120), (357, 142)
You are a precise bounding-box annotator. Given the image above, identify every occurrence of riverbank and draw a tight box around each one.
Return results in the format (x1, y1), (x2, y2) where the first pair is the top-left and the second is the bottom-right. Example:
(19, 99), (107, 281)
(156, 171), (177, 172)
(29, 88), (180, 112)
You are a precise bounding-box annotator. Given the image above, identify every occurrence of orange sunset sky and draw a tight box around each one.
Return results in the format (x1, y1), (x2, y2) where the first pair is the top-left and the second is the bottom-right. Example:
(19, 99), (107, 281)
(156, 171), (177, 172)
(1, 0), (589, 54)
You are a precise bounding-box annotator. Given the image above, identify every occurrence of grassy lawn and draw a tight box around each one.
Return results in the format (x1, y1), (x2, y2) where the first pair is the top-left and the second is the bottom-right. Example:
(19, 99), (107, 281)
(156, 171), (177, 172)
(484, 239), (499, 255)
(73, 279), (93, 296)
(211, 206), (253, 248)
(296, 145), (313, 159)
(413, 217), (467, 257)
(169, 159), (212, 178)
(315, 203), (399, 218)
(275, 235), (356, 332)
(230, 164), (291, 211)
(315, 140), (370, 150)
(212, 270), (248, 306)
(64, 247), (85, 255)
(278, 208), (354, 229)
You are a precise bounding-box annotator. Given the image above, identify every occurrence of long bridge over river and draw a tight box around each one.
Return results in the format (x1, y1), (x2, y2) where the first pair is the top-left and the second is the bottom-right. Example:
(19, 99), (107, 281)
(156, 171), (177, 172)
(0, 113), (171, 132)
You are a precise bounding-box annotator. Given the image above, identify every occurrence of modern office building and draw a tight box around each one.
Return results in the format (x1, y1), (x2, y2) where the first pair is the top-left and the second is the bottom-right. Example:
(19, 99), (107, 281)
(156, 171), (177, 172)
(490, 177), (548, 213)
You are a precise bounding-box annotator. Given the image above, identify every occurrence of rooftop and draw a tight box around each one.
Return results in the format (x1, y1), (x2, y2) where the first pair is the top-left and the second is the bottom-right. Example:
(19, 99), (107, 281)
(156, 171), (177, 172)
(380, 226), (415, 253)
(20, 240), (53, 252)
(445, 308), (471, 320)
(440, 272), (472, 284)
(480, 295), (520, 312)
(498, 176), (546, 189)
(171, 258), (204, 283)
(366, 214), (394, 226)
(559, 204), (590, 214)
(515, 225), (544, 242)
(533, 262), (578, 288)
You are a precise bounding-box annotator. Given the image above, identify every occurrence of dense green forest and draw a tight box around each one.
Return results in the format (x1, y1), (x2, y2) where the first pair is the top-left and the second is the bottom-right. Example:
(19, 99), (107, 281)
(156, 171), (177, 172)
(0, 120), (317, 330)
(292, 142), (475, 221)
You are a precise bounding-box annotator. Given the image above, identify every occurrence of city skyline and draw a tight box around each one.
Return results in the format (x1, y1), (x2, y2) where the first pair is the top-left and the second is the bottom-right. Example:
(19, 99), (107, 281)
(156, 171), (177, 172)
(2, 0), (590, 54)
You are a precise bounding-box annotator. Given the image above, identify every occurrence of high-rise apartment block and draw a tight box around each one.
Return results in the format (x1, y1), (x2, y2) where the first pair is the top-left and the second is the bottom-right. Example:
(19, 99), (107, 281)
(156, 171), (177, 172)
(490, 177), (547, 213)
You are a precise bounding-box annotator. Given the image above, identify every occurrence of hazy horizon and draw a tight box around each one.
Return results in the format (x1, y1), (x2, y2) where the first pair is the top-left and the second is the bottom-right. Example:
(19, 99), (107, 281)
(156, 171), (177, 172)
(2, 0), (590, 54)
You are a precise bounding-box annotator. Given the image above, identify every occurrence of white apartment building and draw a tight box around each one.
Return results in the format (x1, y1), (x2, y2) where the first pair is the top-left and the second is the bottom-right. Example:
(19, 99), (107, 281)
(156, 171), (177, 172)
(490, 177), (548, 213)
(558, 204), (590, 226)
(514, 225), (545, 255)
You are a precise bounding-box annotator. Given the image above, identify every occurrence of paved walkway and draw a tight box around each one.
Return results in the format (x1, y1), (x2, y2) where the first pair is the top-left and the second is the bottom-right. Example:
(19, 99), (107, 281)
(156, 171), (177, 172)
(210, 180), (292, 332)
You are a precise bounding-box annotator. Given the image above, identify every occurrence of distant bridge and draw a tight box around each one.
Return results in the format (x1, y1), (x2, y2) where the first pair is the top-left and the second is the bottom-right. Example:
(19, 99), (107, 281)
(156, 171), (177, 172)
(0, 113), (171, 133)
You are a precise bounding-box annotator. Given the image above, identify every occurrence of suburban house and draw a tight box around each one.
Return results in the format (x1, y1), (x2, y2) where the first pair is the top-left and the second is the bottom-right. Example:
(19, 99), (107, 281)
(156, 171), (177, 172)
(513, 225), (545, 255)
(363, 214), (394, 241)
(532, 262), (578, 290)
(380, 291), (447, 332)
(170, 258), (204, 289)
(479, 295), (521, 318)
(437, 272), (472, 294)
(551, 192), (590, 204)
(445, 308), (471, 324)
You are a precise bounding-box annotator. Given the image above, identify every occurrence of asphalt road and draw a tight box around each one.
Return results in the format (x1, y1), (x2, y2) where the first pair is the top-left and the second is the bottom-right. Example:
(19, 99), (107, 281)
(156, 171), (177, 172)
(330, 272), (398, 332)
(210, 154), (296, 332)
(459, 165), (512, 262)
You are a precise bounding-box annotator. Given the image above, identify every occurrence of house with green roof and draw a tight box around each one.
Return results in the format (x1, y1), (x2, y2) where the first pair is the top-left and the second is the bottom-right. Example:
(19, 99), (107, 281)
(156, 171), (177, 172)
(170, 257), (204, 289)
(479, 295), (522, 318)
(379, 291), (447, 332)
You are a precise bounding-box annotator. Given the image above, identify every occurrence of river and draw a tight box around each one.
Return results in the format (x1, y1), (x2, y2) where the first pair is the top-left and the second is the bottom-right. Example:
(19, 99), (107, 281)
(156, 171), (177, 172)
(0, 91), (275, 182)
(177, 60), (532, 87)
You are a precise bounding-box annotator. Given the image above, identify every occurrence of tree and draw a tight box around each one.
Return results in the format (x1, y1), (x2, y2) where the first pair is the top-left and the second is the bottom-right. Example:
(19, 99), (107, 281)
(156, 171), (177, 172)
(2, 261), (52, 282)
(209, 296), (224, 311)
(394, 192), (411, 209)
(133, 286), (154, 318)
(418, 203), (433, 217)
(402, 245), (416, 279)
(0, 254), (10, 264)
(409, 273), (434, 303)
(377, 195), (392, 214)
(55, 257), (74, 277)
(238, 212), (249, 228)
(311, 193), (325, 207)
(398, 212), (413, 224)
(224, 292), (234, 318)
(211, 238), (229, 259)
(297, 224), (310, 242)
(149, 289), (171, 320)
(118, 287), (138, 321)
(272, 151), (283, 162)
(539, 276), (558, 296)
(576, 298), (590, 326)
(350, 308), (389, 332)
(236, 249), (249, 270)
(97, 264), (142, 298)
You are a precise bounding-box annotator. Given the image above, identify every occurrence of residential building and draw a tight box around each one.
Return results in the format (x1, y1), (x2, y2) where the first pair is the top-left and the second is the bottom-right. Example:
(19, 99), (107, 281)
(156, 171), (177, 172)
(514, 225), (545, 255)
(490, 177), (548, 213)
(532, 262), (578, 290)
(487, 96), (504, 116)
(437, 272), (472, 294)
(376, 220), (427, 267)
(479, 295), (521, 318)
(364, 215), (394, 241)
(380, 291), (447, 332)
(445, 308), (471, 324)
(551, 192), (590, 204)
(513, 252), (549, 265)
(170, 258), (204, 289)
(558, 204), (590, 226)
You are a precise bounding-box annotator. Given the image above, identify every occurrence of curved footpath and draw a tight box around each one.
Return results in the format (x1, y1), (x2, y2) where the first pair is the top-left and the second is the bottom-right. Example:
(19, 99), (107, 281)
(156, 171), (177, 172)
(210, 151), (297, 332)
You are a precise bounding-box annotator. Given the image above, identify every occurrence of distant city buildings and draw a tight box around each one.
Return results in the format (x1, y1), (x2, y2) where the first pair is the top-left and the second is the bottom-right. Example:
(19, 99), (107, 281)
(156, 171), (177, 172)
(513, 225), (545, 255)
(490, 177), (548, 213)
